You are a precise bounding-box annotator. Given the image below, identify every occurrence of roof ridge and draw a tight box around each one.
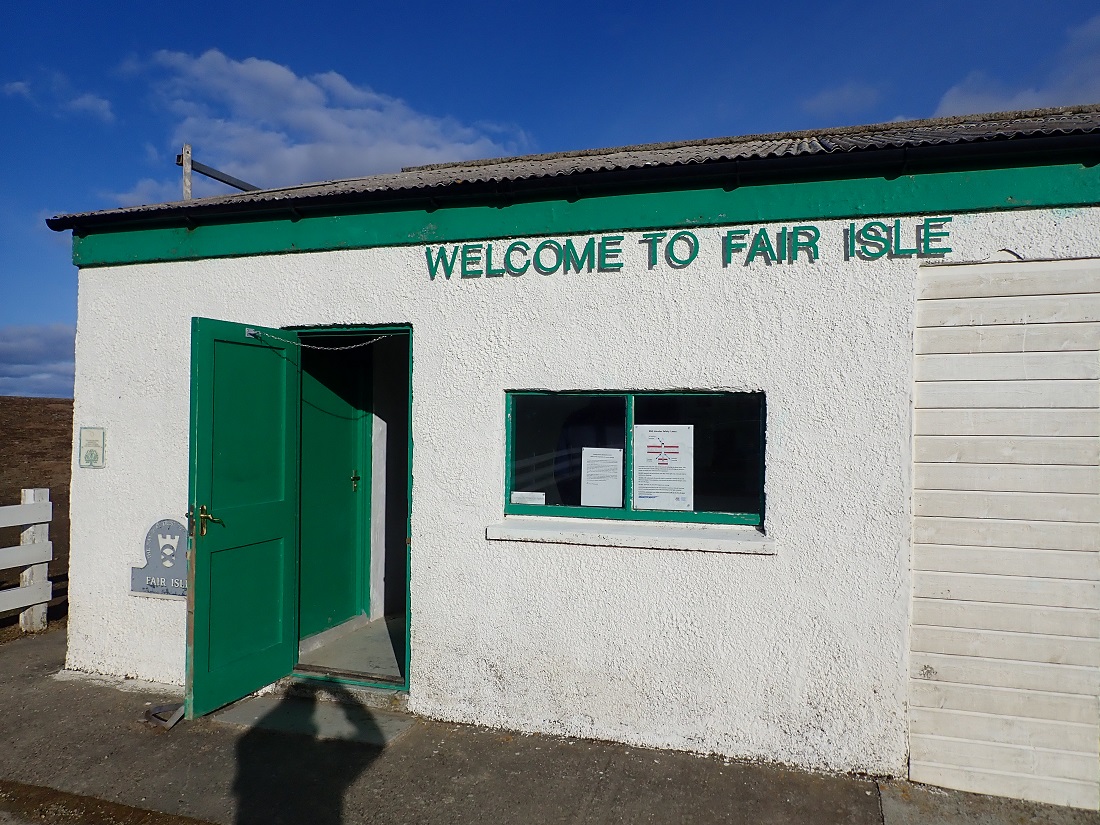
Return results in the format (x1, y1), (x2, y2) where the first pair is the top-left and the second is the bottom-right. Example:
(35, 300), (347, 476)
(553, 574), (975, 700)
(46, 104), (1100, 230)
(399, 104), (1100, 174)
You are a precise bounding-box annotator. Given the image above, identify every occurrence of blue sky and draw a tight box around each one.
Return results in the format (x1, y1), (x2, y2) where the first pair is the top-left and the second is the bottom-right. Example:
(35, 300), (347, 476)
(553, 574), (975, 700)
(2, 1), (1099, 396)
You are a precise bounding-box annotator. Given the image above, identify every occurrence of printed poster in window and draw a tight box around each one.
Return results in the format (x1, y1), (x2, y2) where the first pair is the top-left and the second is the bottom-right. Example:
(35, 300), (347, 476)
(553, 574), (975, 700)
(581, 447), (623, 508)
(632, 424), (693, 511)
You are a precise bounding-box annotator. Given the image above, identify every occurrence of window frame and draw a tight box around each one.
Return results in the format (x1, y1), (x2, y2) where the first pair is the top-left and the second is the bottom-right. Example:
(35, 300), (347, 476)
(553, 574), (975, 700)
(504, 390), (764, 527)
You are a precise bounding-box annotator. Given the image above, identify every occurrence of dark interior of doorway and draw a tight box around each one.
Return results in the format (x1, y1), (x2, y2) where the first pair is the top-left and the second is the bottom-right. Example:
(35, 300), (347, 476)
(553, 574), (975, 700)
(293, 329), (410, 687)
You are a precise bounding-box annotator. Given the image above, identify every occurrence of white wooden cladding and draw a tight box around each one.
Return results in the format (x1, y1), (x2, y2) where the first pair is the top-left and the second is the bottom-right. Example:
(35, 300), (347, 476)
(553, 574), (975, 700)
(915, 352), (1100, 382)
(917, 323), (1100, 355)
(913, 464), (1099, 494)
(911, 680), (1098, 724)
(914, 516), (1096, 551)
(914, 545), (1099, 580)
(911, 707), (1097, 752)
(912, 735), (1097, 784)
(911, 626), (1100, 667)
(914, 436), (1098, 465)
(914, 490), (1099, 522)
(911, 651), (1099, 695)
(914, 408), (1099, 437)
(916, 293), (1100, 327)
(910, 763), (1094, 810)
(913, 598), (1099, 638)
(910, 260), (1100, 810)
(915, 380), (1097, 409)
(915, 572), (1097, 608)
(918, 259), (1100, 300)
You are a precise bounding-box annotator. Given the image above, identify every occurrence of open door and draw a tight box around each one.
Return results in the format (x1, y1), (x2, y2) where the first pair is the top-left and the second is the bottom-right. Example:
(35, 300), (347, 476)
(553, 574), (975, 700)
(186, 318), (300, 717)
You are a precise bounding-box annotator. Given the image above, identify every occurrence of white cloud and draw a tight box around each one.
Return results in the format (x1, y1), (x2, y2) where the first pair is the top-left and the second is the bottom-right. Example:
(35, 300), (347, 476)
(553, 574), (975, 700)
(936, 14), (1100, 116)
(104, 177), (183, 207)
(2, 81), (31, 100)
(65, 92), (114, 122)
(0, 324), (75, 398)
(123, 49), (532, 200)
(2, 73), (114, 123)
(801, 82), (882, 119)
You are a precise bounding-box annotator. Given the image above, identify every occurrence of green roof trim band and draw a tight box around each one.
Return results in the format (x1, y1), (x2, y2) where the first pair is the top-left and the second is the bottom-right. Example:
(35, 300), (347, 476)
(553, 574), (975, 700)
(72, 163), (1100, 267)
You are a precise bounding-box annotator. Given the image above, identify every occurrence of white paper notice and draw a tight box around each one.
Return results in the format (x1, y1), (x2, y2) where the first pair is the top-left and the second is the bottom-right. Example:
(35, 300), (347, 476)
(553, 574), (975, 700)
(632, 425), (694, 511)
(511, 491), (546, 505)
(581, 447), (623, 508)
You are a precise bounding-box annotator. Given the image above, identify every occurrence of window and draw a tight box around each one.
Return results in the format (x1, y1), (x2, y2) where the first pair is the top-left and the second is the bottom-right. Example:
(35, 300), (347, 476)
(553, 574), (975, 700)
(506, 391), (765, 526)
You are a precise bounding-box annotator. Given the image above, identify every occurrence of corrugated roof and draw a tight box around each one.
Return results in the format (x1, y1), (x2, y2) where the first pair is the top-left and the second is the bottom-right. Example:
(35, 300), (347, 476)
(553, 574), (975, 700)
(47, 104), (1100, 230)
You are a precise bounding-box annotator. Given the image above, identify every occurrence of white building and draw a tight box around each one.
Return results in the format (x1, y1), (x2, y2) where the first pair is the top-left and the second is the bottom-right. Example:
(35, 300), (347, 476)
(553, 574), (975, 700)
(49, 105), (1100, 810)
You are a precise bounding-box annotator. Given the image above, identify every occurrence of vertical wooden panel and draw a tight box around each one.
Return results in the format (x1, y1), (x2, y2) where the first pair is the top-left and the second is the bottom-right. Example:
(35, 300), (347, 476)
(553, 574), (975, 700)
(18, 488), (50, 633)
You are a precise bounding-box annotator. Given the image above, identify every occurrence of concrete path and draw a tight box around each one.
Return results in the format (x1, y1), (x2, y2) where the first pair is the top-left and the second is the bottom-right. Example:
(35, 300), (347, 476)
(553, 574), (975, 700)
(0, 630), (1094, 825)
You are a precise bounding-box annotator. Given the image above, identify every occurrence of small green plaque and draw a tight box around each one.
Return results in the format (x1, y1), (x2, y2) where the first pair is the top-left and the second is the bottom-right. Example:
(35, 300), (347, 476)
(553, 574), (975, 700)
(79, 427), (106, 469)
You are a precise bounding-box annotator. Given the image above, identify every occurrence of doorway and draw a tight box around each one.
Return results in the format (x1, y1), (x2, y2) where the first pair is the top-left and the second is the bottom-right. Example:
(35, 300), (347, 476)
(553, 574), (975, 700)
(186, 320), (412, 718)
(294, 329), (410, 686)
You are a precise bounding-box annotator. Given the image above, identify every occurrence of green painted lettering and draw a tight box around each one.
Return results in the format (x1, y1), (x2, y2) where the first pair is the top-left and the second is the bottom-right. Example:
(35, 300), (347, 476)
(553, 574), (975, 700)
(564, 237), (596, 273)
(461, 244), (483, 277)
(921, 216), (953, 254)
(599, 235), (624, 270)
(746, 228), (777, 263)
(639, 232), (666, 268)
(858, 221), (890, 259)
(723, 230), (749, 267)
(847, 223), (856, 259)
(893, 219), (919, 256)
(505, 241), (530, 275)
(484, 243), (506, 276)
(533, 240), (563, 275)
(666, 231), (699, 268)
(790, 225), (820, 262)
(425, 246), (459, 280)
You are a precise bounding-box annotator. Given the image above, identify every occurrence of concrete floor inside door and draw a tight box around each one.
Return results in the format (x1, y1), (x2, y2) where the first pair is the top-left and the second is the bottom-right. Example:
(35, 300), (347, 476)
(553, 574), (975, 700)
(296, 614), (406, 684)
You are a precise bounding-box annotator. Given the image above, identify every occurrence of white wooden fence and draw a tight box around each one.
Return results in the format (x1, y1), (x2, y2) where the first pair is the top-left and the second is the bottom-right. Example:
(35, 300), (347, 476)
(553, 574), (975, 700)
(0, 488), (53, 632)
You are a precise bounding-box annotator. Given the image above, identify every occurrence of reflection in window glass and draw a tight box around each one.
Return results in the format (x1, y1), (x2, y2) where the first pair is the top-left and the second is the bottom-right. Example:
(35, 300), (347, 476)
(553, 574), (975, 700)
(511, 395), (625, 506)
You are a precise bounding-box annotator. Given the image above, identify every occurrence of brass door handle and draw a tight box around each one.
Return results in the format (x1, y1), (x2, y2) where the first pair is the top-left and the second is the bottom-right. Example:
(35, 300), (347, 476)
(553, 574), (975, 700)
(197, 505), (223, 537)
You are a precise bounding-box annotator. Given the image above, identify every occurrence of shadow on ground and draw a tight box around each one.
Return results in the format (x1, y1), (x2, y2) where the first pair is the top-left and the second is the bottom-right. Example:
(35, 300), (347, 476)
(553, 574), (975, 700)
(0, 630), (1097, 825)
(232, 682), (384, 825)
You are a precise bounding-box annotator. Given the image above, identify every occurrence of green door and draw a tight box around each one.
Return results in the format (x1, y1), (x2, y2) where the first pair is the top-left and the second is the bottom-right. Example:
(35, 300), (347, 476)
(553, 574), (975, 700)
(299, 345), (367, 638)
(186, 318), (300, 718)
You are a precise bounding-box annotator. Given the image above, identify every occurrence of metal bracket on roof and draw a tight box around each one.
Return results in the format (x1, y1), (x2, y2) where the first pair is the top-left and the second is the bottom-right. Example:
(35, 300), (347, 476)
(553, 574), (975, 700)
(175, 144), (260, 200)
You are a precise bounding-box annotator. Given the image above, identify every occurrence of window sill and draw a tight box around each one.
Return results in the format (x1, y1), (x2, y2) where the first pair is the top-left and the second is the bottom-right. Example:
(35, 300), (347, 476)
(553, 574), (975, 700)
(485, 516), (775, 555)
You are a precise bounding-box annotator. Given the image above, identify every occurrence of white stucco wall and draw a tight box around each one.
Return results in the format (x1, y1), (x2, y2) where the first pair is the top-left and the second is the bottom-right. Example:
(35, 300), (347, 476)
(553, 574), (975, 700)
(65, 206), (1100, 775)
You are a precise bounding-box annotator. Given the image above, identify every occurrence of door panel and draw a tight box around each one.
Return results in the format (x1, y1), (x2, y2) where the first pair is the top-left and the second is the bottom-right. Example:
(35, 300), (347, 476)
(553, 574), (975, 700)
(187, 318), (300, 718)
(210, 340), (289, 507)
(207, 538), (287, 669)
